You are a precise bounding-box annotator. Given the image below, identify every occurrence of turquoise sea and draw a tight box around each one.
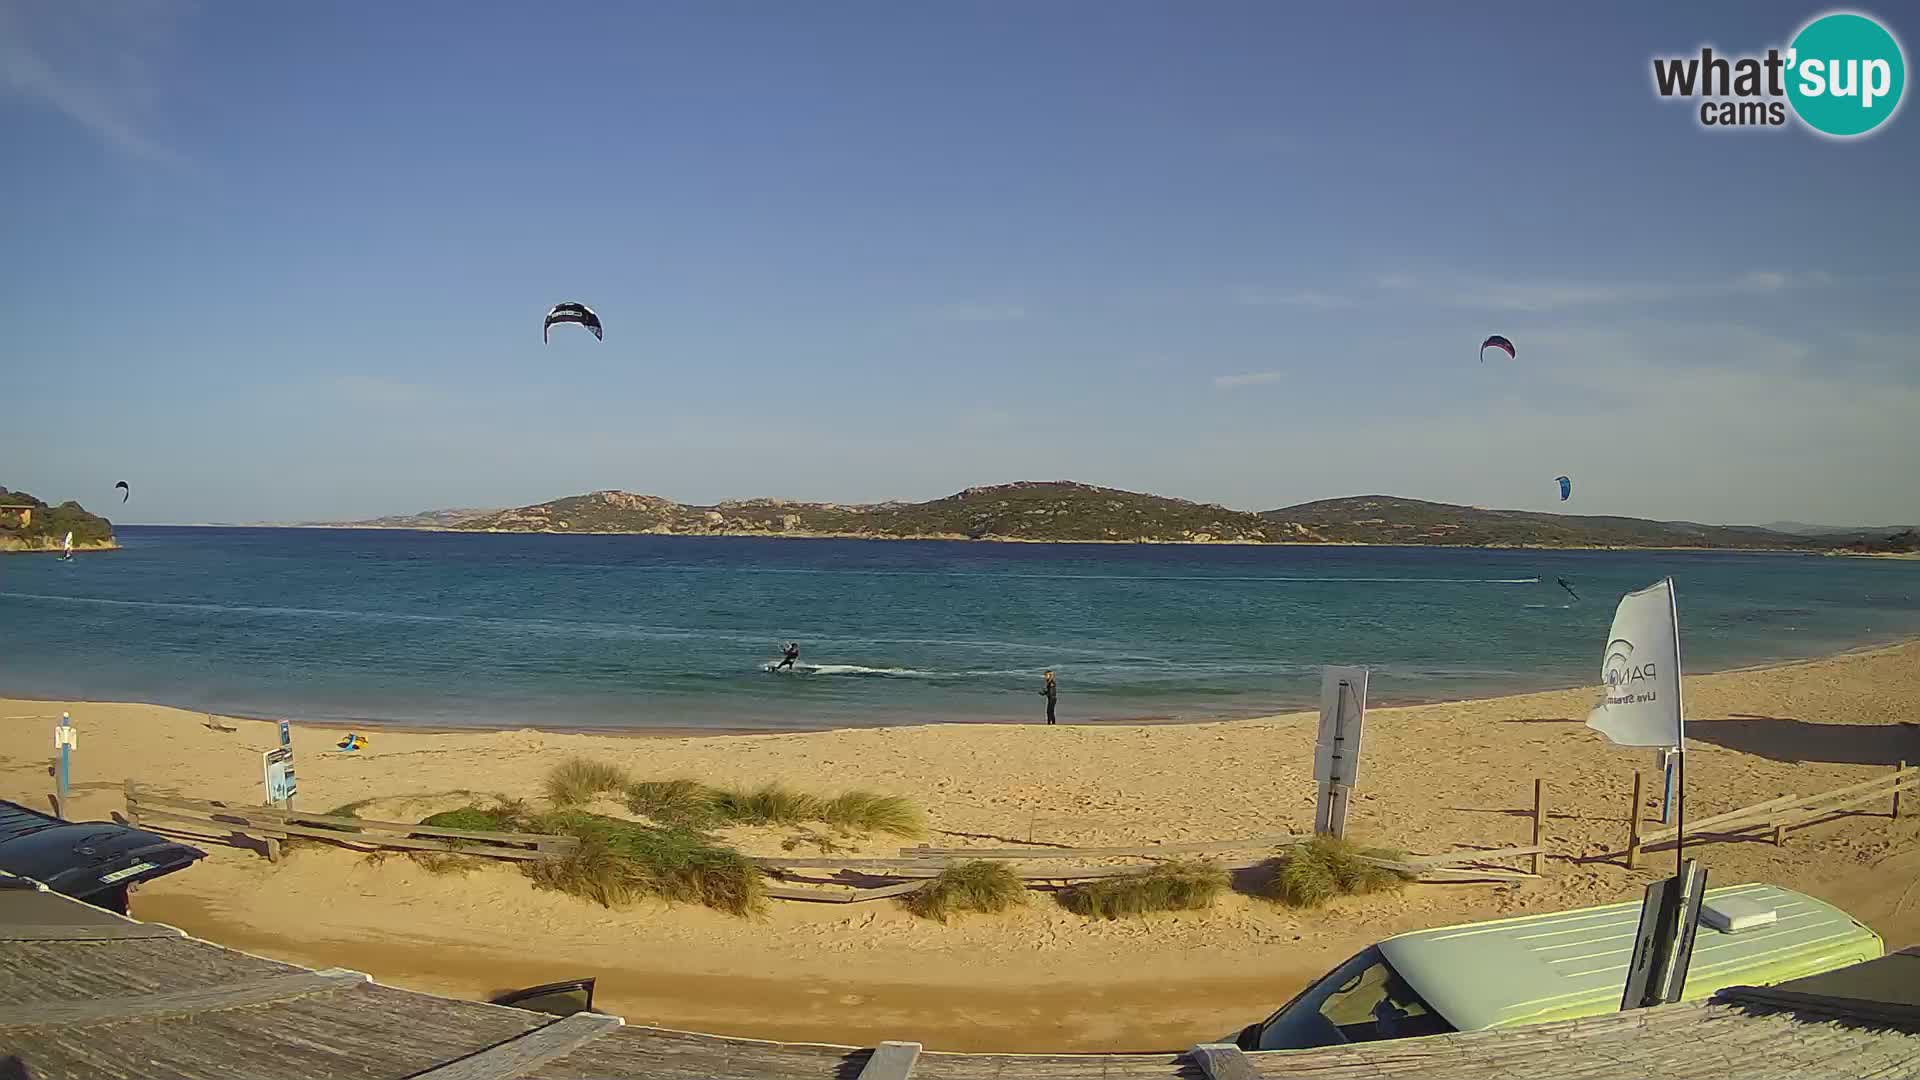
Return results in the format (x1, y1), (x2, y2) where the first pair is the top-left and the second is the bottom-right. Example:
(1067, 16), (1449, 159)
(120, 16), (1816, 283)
(1, 526), (1916, 731)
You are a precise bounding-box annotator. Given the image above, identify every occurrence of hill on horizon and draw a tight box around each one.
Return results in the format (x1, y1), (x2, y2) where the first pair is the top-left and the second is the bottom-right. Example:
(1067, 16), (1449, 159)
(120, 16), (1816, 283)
(306, 482), (1894, 551)
(0, 486), (118, 552)
(1259, 495), (1820, 550)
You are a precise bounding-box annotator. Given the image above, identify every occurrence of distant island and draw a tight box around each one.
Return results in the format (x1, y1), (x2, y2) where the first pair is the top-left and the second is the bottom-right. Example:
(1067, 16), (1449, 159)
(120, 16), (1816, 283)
(310, 481), (1920, 553)
(0, 487), (118, 553)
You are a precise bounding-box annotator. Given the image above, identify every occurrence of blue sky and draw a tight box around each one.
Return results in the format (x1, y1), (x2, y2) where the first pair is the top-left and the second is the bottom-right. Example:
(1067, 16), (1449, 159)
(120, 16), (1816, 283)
(3, 1), (1915, 526)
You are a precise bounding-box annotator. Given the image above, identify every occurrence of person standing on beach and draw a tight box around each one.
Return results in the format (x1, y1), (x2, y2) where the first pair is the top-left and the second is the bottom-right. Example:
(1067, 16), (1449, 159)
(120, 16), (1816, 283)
(1039, 670), (1058, 725)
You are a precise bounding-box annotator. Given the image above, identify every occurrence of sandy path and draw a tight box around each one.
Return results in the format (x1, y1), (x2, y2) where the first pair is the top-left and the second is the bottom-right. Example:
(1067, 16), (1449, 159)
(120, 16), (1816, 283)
(4, 640), (1918, 1051)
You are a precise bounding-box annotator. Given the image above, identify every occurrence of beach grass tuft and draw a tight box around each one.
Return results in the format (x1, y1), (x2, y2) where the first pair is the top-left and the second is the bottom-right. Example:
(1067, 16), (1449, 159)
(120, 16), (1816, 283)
(623, 778), (722, 827)
(902, 860), (1025, 922)
(414, 801), (764, 916)
(543, 757), (632, 807)
(708, 782), (826, 826)
(817, 790), (926, 837)
(1057, 860), (1229, 919)
(533, 810), (765, 916)
(418, 805), (514, 832)
(1266, 836), (1410, 908)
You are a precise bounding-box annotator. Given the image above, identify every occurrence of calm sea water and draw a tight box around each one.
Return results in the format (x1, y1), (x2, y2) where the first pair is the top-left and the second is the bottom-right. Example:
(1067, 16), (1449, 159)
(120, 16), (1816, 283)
(2, 526), (1916, 731)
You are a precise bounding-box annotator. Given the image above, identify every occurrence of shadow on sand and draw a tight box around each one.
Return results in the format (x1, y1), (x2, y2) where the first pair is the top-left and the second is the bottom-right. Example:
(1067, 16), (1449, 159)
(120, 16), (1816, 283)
(1687, 716), (1920, 766)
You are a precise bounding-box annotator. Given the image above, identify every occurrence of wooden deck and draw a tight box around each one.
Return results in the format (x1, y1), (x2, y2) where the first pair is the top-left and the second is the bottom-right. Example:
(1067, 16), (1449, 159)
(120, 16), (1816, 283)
(0, 874), (1915, 1079)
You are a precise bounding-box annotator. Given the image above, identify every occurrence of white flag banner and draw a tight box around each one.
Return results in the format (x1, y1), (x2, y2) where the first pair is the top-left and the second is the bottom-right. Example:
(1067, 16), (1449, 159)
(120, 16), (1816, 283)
(1585, 577), (1684, 749)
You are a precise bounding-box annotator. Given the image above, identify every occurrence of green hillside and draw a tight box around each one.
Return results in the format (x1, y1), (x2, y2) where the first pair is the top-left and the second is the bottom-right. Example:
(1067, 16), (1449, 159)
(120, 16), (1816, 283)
(1258, 495), (1821, 550)
(406, 482), (1863, 550)
(0, 487), (117, 552)
(456, 482), (1276, 543)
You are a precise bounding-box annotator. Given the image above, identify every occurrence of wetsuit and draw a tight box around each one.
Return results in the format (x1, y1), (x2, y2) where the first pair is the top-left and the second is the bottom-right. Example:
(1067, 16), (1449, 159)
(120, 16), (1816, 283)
(776, 644), (799, 671)
(1040, 679), (1057, 725)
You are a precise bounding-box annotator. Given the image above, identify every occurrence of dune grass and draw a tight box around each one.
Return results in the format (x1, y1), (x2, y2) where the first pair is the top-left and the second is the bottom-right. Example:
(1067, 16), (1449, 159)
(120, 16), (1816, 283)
(613, 771), (925, 838)
(1057, 860), (1230, 920)
(534, 810), (765, 916)
(415, 801), (765, 916)
(901, 861), (1026, 923)
(707, 782), (826, 826)
(623, 778), (721, 827)
(1266, 836), (1411, 908)
(818, 790), (926, 837)
(543, 757), (632, 807)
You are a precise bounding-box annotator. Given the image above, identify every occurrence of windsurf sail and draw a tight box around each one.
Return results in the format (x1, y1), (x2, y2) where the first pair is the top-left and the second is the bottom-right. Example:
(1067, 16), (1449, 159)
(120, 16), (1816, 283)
(61, 532), (73, 559)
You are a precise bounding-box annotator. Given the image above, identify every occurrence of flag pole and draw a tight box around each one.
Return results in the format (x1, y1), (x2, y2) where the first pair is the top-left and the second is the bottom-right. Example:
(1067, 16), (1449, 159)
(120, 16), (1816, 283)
(1669, 577), (1685, 876)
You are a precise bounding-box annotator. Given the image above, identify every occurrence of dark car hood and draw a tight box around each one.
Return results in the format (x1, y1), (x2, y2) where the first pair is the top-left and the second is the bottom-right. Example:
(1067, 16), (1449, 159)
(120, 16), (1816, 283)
(0, 801), (205, 903)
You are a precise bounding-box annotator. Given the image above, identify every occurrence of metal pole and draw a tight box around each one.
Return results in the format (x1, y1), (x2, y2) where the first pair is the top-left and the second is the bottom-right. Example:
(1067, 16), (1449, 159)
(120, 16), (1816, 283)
(1661, 751), (1674, 825)
(55, 712), (71, 820)
(1669, 578), (1685, 878)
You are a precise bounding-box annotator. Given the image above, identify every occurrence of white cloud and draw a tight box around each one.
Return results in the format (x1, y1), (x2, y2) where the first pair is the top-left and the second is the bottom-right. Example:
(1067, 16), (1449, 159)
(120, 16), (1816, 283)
(1233, 286), (1352, 309)
(1212, 370), (1285, 389)
(0, 0), (193, 165)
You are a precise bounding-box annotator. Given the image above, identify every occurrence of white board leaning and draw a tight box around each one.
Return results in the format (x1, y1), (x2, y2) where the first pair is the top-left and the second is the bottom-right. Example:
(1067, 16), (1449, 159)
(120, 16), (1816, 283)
(1314, 666), (1369, 837)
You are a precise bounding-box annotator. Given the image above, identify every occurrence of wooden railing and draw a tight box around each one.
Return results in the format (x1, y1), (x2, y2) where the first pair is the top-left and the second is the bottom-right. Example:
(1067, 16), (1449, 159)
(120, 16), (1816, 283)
(124, 781), (577, 864)
(1626, 762), (1914, 868)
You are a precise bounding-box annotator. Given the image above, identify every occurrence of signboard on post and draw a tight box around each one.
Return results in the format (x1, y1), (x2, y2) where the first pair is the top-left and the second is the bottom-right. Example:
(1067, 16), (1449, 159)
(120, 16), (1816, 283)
(263, 747), (297, 805)
(1314, 666), (1369, 838)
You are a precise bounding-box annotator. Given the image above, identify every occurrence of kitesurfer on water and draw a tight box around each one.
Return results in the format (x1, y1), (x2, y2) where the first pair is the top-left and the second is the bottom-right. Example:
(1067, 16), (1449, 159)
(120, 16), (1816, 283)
(775, 642), (800, 671)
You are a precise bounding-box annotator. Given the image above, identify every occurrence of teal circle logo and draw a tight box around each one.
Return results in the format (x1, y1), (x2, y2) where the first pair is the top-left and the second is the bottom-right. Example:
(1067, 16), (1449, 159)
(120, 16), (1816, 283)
(1787, 12), (1906, 137)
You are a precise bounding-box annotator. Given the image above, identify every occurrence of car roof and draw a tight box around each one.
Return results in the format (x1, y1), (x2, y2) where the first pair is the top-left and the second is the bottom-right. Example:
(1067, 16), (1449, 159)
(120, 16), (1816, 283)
(1379, 883), (1875, 1031)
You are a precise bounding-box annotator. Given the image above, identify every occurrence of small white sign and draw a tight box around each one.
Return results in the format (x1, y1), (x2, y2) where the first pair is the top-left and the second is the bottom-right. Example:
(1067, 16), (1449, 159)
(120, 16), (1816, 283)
(263, 746), (297, 803)
(99, 861), (156, 885)
(54, 725), (76, 749)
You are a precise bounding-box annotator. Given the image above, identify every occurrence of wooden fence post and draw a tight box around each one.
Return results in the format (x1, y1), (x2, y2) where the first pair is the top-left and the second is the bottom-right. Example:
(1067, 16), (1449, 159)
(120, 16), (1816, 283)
(1897, 761), (1908, 820)
(1531, 780), (1546, 877)
(1627, 771), (1642, 870)
(123, 779), (140, 828)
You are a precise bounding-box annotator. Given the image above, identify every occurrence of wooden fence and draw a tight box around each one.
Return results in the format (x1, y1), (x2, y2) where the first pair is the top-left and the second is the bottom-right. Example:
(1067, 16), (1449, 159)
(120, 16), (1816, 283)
(753, 834), (1543, 901)
(1626, 762), (1914, 869)
(124, 782), (578, 864)
(125, 782), (1542, 903)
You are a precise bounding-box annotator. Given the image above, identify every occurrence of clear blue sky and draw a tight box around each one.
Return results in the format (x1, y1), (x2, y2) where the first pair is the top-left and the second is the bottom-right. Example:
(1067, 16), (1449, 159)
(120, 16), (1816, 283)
(3, 1), (1915, 525)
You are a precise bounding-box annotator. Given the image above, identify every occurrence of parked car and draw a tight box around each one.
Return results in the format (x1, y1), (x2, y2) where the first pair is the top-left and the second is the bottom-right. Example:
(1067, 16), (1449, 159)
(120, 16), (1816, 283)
(1236, 882), (1883, 1050)
(0, 799), (205, 915)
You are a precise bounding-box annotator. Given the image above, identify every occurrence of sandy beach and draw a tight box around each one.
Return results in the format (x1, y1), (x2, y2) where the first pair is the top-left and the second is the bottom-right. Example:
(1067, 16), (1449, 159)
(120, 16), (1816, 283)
(5, 640), (1918, 1052)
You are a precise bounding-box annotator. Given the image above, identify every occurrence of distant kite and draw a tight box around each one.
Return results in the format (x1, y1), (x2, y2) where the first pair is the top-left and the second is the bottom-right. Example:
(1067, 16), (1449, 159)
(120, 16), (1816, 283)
(1479, 335), (1516, 362)
(114, 481), (129, 503)
(544, 302), (603, 343)
(1555, 475), (1571, 501)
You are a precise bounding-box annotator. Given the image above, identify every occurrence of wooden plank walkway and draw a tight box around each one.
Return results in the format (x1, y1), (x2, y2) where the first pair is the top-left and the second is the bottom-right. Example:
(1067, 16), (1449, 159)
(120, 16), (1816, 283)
(406, 1012), (624, 1080)
(0, 968), (368, 1028)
